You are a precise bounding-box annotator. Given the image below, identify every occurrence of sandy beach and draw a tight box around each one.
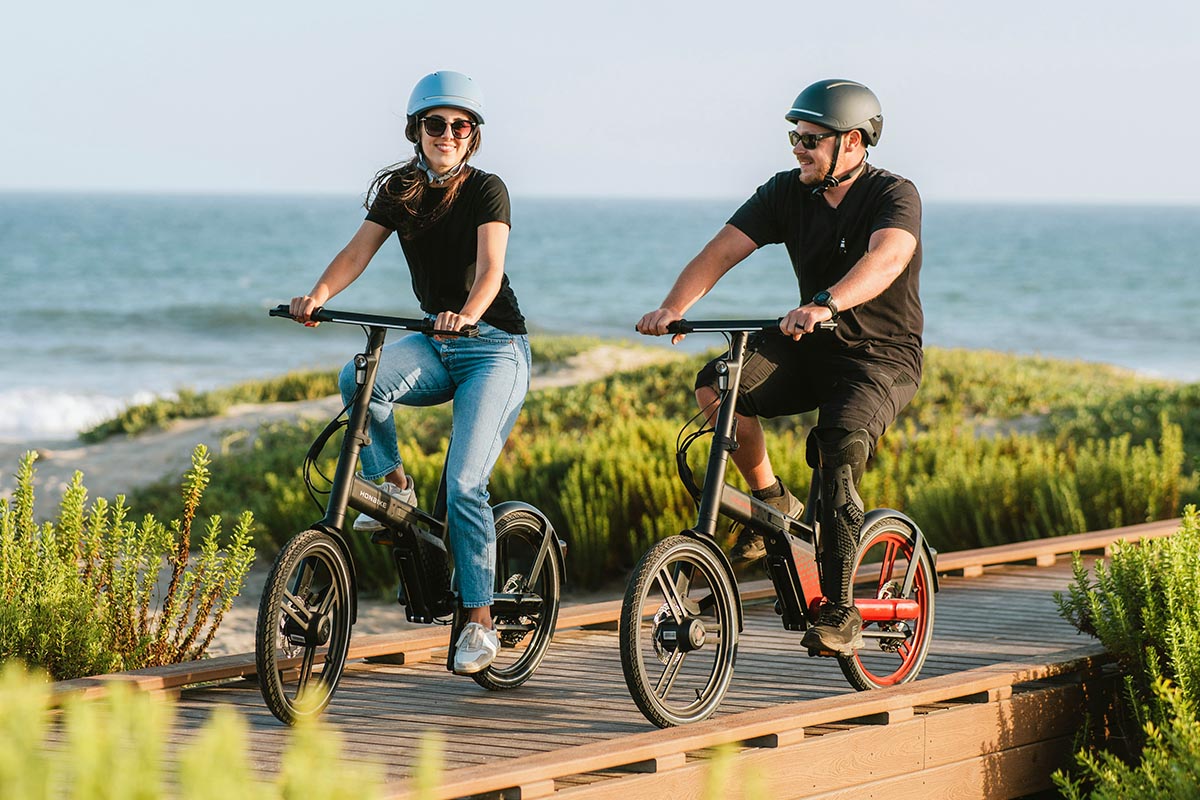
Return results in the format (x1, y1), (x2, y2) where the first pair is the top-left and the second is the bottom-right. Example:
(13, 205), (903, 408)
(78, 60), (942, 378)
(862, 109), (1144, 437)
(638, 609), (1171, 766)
(0, 343), (678, 657)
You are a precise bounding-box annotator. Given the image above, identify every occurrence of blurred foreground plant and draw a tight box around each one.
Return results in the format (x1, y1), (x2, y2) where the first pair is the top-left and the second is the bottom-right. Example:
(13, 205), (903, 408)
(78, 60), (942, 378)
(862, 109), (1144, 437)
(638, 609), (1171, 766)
(0, 662), (383, 799)
(0, 445), (255, 679)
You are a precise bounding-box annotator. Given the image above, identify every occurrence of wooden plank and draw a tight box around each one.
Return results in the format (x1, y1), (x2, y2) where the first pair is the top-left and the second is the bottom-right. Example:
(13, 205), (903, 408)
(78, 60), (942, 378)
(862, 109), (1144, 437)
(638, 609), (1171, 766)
(384, 646), (1107, 799)
(937, 517), (1179, 574)
(545, 720), (926, 800)
(802, 738), (1075, 799)
(542, 682), (1089, 800)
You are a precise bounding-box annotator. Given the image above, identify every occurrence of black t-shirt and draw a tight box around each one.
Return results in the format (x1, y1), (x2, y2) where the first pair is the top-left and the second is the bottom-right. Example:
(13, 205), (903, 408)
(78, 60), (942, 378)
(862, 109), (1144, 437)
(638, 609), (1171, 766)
(366, 168), (527, 334)
(728, 164), (923, 378)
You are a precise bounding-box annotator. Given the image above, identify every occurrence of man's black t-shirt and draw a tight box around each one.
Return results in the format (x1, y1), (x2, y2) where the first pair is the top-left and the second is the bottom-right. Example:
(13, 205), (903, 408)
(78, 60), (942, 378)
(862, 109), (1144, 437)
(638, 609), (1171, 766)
(728, 164), (923, 378)
(366, 168), (527, 334)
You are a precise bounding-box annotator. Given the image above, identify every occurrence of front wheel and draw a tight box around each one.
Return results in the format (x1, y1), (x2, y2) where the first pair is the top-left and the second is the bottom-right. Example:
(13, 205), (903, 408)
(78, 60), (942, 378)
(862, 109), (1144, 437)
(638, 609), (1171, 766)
(838, 516), (935, 690)
(255, 529), (354, 724)
(620, 535), (739, 727)
(472, 510), (561, 690)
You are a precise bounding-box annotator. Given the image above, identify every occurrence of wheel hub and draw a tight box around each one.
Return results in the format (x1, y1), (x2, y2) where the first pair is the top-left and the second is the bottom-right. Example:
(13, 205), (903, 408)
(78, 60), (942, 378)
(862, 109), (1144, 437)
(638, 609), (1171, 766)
(283, 604), (333, 648)
(653, 612), (707, 660)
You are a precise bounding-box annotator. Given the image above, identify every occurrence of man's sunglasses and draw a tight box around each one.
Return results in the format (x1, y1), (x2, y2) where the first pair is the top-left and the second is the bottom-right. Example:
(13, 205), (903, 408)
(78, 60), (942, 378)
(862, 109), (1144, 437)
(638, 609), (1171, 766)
(788, 130), (840, 149)
(419, 116), (477, 139)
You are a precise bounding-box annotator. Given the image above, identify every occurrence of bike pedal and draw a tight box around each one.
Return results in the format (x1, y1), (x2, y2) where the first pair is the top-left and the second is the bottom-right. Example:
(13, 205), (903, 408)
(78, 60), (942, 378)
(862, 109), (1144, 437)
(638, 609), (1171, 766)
(370, 530), (395, 546)
(807, 647), (839, 658)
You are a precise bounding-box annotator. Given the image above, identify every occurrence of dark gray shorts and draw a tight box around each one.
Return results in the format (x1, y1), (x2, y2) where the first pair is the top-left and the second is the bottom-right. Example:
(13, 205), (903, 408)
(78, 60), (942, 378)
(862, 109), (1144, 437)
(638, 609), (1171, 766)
(694, 333), (920, 450)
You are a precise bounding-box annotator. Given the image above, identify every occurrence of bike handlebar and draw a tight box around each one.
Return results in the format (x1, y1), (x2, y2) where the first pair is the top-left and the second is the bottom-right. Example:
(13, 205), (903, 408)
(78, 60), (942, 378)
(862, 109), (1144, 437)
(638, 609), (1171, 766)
(269, 304), (480, 337)
(664, 318), (838, 335)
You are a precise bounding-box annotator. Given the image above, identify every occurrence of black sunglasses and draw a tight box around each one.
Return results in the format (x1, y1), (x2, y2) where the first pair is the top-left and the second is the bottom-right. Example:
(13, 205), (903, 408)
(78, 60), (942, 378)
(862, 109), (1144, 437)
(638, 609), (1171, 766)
(788, 130), (840, 149)
(420, 116), (477, 139)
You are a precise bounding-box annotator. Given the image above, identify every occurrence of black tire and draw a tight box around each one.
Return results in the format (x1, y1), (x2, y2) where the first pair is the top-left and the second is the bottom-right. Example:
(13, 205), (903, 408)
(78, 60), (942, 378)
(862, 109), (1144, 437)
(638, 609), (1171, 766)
(619, 535), (739, 727)
(472, 510), (561, 690)
(838, 516), (936, 690)
(255, 529), (354, 724)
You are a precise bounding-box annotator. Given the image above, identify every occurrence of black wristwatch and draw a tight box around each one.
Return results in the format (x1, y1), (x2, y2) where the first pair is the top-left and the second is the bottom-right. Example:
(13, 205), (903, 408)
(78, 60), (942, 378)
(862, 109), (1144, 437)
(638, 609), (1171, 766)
(812, 290), (839, 319)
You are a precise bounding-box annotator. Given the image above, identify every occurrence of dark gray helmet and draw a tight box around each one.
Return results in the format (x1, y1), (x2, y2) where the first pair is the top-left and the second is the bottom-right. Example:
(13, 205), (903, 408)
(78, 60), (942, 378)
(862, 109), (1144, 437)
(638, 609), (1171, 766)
(785, 79), (883, 146)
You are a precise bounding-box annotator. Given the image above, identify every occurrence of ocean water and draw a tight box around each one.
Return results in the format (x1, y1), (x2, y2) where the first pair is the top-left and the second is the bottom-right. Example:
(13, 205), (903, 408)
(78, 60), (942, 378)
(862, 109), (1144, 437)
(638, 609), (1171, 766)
(1, 193), (1197, 442)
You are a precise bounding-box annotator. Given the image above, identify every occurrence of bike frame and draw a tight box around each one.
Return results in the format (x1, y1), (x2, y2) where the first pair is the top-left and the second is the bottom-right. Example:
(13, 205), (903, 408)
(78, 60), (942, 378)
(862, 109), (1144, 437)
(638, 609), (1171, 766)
(269, 305), (563, 633)
(670, 319), (933, 635)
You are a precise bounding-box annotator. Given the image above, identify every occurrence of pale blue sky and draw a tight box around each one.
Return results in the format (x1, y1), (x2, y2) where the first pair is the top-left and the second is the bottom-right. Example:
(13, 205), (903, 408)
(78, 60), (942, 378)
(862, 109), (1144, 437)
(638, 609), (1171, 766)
(4, 0), (1197, 203)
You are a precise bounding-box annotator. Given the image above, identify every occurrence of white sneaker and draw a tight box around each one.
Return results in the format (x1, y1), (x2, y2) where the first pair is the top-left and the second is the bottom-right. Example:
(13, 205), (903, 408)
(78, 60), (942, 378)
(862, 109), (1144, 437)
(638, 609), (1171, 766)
(453, 622), (500, 674)
(352, 477), (417, 532)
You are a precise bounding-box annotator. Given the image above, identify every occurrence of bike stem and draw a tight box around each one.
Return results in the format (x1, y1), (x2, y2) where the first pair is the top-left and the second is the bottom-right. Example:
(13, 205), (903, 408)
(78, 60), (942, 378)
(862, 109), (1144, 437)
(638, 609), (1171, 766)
(322, 326), (387, 532)
(695, 331), (750, 538)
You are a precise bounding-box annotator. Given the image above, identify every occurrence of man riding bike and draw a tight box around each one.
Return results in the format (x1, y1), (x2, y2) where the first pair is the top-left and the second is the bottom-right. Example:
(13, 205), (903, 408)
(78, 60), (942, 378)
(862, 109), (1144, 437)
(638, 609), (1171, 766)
(637, 79), (923, 655)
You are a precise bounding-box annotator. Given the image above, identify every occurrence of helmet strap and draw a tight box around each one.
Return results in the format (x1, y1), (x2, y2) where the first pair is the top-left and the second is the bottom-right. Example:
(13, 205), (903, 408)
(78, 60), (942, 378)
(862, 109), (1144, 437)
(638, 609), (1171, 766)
(415, 151), (468, 186)
(811, 136), (868, 196)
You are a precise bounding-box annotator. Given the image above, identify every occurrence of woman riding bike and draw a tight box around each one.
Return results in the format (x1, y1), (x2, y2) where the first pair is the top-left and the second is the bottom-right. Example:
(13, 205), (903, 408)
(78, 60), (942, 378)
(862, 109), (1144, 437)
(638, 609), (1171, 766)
(289, 70), (529, 675)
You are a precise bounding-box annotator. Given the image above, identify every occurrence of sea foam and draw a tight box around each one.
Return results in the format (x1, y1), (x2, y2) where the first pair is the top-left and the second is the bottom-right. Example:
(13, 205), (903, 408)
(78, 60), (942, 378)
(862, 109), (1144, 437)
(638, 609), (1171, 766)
(0, 387), (160, 443)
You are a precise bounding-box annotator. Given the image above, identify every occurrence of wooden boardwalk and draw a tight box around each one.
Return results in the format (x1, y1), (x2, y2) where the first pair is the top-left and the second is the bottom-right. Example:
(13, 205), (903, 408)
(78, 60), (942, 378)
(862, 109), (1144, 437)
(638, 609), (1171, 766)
(55, 518), (1178, 799)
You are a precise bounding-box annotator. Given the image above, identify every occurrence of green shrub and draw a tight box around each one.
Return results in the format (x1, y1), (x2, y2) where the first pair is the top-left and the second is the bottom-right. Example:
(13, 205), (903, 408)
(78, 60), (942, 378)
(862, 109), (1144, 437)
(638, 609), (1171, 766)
(0, 662), (384, 799)
(1056, 677), (1200, 800)
(1055, 509), (1200, 796)
(0, 446), (255, 679)
(1057, 507), (1200, 708)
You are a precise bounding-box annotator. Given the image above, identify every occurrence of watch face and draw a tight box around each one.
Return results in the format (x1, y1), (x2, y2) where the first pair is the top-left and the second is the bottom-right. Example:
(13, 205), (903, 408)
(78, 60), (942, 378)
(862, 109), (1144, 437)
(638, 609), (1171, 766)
(814, 290), (831, 304)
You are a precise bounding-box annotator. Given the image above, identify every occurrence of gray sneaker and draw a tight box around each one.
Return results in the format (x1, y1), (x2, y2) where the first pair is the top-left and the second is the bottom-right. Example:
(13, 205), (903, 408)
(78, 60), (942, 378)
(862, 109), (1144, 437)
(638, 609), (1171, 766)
(353, 477), (417, 532)
(801, 604), (864, 655)
(730, 485), (804, 563)
(452, 622), (500, 674)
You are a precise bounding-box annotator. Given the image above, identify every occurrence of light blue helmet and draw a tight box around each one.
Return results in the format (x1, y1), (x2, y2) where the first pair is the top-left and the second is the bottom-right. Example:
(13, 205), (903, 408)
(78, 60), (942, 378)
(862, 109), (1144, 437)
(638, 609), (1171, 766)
(406, 70), (486, 123)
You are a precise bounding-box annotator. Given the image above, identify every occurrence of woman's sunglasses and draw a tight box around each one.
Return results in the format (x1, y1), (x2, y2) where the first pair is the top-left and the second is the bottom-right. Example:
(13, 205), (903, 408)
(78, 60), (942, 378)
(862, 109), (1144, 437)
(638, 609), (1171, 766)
(788, 130), (840, 149)
(420, 116), (477, 139)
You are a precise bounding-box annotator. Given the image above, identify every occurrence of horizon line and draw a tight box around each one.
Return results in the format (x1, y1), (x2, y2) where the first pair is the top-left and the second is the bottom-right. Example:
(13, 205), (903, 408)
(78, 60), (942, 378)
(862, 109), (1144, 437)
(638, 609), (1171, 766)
(1, 187), (1198, 208)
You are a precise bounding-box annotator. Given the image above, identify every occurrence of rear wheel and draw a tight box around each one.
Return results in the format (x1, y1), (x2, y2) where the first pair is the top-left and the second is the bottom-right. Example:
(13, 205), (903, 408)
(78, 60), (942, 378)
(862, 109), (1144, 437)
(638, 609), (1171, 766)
(472, 510), (561, 690)
(838, 516), (935, 690)
(255, 529), (353, 724)
(620, 535), (739, 727)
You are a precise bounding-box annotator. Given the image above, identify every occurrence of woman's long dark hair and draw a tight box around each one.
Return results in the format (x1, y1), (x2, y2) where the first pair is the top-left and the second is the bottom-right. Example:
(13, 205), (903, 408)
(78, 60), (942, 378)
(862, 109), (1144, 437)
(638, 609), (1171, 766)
(364, 116), (482, 240)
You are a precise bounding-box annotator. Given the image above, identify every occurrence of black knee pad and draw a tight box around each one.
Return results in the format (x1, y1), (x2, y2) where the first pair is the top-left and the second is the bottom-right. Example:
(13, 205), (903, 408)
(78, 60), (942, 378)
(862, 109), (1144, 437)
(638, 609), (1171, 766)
(816, 428), (871, 605)
(817, 427), (869, 539)
(815, 427), (870, 483)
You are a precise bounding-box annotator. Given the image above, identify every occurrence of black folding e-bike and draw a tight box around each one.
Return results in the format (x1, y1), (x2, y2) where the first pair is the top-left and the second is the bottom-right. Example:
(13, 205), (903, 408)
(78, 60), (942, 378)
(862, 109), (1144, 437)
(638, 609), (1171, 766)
(255, 305), (564, 725)
(619, 318), (938, 728)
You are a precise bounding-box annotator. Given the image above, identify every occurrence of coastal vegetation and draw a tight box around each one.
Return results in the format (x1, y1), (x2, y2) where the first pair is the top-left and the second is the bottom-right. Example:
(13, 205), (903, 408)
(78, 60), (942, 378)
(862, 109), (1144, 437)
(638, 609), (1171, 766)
(119, 343), (1198, 595)
(78, 335), (607, 443)
(0, 446), (253, 680)
(1055, 508), (1200, 797)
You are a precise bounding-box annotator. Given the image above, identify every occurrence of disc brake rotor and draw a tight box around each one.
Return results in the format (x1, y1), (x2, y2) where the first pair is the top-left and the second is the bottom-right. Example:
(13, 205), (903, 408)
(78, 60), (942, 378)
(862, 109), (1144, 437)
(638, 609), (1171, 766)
(875, 579), (908, 652)
(498, 573), (533, 647)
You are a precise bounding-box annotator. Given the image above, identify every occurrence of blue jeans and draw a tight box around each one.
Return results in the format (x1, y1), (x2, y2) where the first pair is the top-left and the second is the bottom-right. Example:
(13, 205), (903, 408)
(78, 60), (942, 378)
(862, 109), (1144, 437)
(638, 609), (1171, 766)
(339, 322), (530, 608)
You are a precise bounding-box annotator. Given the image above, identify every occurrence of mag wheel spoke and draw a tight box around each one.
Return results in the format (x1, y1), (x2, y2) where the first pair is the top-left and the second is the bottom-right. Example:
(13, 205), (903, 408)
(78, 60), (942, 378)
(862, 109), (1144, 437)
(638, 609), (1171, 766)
(654, 567), (689, 623)
(654, 651), (687, 700)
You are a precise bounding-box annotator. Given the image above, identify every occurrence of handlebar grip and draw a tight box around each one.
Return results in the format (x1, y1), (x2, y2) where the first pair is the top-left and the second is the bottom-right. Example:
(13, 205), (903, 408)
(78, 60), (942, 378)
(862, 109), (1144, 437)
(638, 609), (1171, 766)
(422, 323), (477, 340)
(424, 323), (480, 338)
(269, 304), (294, 318)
